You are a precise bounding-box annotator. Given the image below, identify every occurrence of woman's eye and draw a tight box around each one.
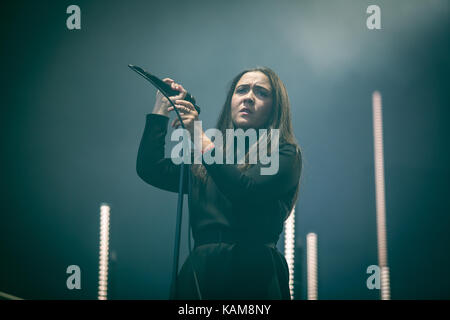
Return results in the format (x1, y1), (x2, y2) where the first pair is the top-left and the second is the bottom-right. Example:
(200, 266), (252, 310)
(235, 86), (270, 98)
(256, 89), (268, 97)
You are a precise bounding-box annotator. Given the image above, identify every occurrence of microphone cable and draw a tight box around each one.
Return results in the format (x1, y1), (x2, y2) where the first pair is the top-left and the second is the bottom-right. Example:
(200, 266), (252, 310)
(168, 99), (203, 300)
(188, 167), (203, 300)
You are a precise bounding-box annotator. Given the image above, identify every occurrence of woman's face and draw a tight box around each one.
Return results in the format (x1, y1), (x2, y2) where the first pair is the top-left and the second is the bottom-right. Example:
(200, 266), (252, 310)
(231, 71), (273, 130)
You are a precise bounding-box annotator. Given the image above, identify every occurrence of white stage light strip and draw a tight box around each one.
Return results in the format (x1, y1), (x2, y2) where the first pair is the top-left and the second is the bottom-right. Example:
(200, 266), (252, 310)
(284, 206), (296, 300)
(98, 203), (110, 300)
(0, 291), (24, 300)
(372, 91), (391, 300)
(381, 266), (391, 300)
(306, 232), (318, 300)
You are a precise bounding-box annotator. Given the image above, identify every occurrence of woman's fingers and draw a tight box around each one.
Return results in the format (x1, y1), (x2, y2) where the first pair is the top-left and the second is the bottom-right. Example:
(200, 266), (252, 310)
(161, 77), (187, 98)
(166, 92), (187, 106)
(168, 103), (196, 115)
(164, 82), (186, 101)
(170, 111), (196, 128)
(168, 101), (195, 110)
(175, 99), (195, 110)
(176, 90), (187, 100)
(177, 83), (186, 93)
(171, 118), (183, 128)
(168, 102), (197, 120)
(158, 79), (188, 109)
(161, 90), (185, 104)
(161, 78), (184, 93)
(169, 81), (184, 92)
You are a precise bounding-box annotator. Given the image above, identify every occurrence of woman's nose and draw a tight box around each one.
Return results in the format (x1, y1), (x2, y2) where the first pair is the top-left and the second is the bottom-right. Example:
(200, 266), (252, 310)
(243, 91), (255, 104)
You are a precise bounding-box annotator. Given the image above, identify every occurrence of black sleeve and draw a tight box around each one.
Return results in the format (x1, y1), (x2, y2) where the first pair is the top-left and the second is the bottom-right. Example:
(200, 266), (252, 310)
(201, 143), (302, 203)
(136, 113), (189, 194)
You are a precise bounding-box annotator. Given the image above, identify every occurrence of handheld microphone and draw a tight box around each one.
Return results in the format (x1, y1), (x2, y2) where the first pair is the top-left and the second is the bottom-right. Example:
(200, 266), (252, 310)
(128, 64), (201, 114)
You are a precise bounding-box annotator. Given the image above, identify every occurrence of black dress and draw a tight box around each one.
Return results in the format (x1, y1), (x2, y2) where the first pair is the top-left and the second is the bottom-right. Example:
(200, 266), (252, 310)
(136, 113), (302, 299)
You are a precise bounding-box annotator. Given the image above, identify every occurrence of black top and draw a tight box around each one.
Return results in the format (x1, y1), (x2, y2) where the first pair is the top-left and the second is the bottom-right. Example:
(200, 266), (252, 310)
(136, 113), (302, 246)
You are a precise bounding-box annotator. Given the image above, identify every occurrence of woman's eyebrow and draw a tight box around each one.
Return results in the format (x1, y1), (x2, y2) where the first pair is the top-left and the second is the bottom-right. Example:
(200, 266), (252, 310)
(237, 83), (270, 90)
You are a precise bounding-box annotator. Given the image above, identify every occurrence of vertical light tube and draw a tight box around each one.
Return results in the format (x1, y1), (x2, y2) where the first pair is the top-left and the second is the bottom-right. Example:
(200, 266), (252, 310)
(372, 91), (391, 300)
(284, 206), (296, 300)
(98, 203), (110, 300)
(306, 232), (318, 300)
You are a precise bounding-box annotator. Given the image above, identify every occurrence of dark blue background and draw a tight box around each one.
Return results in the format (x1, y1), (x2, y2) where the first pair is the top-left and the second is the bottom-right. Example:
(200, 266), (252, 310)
(1, 0), (448, 299)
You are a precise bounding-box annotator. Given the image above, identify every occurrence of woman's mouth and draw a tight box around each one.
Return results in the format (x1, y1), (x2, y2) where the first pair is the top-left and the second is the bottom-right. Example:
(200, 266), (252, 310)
(239, 108), (252, 115)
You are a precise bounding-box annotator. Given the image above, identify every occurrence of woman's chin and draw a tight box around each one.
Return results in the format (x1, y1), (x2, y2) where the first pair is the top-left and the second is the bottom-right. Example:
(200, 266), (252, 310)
(233, 118), (253, 130)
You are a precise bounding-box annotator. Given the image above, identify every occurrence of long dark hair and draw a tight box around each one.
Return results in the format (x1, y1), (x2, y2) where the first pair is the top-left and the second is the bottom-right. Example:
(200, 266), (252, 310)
(191, 66), (302, 213)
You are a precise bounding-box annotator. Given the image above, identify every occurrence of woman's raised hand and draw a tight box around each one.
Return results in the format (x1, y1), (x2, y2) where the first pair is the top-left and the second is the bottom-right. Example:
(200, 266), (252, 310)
(152, 78), (187, 117)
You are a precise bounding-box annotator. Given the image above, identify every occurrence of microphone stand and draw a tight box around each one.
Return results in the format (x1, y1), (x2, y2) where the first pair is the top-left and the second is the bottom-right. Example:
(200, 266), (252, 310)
(170, 155), (186, 299)
(128, 65), (196, 300)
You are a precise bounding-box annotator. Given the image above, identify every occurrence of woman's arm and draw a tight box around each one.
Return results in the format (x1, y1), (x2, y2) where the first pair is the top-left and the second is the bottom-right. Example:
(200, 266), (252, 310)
(201, 143), (302, 203)
(136, 78), (190, 193)
(136, 113), (189, 194)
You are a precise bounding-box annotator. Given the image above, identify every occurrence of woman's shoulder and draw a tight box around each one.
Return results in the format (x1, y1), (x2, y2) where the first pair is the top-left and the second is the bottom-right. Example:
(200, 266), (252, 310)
(278, 142), (302, 173)
(279, 142), (302, 159)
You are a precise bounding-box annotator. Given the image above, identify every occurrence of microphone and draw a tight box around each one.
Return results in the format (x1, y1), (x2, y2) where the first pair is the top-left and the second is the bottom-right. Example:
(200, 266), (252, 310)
(128, 64), (201, 114)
